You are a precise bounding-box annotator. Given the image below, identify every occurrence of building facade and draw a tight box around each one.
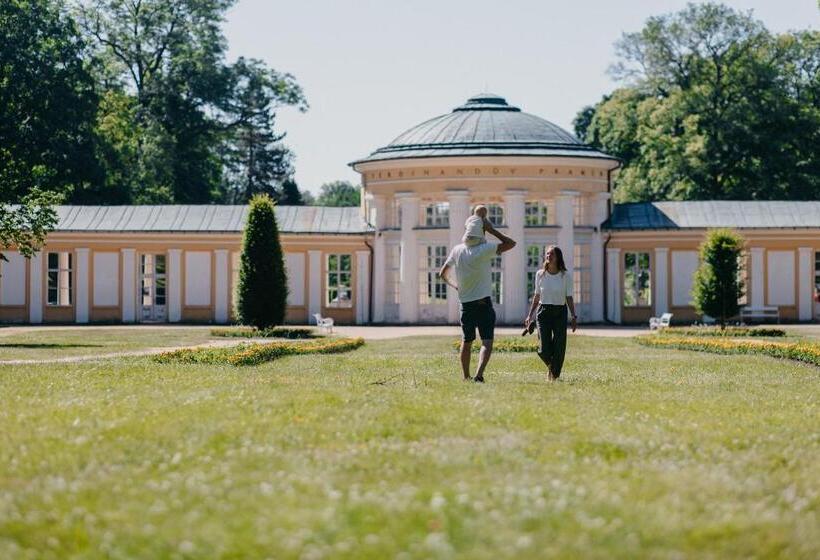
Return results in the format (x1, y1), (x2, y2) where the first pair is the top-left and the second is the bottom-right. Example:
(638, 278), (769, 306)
(1, 94), (818, 325)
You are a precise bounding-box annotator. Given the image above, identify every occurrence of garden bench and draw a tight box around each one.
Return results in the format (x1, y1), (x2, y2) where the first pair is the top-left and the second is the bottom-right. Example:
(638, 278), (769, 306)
(312, 313), (335, 333)
(739, 306), (780, 324)
(649, 312), (673, 330)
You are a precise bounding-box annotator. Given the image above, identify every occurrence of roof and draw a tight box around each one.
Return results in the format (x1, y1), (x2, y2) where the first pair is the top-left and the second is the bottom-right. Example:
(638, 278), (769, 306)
(52, 205), (371, 234)
(605, 201), (820, 230)
(351, 93), (617, 165)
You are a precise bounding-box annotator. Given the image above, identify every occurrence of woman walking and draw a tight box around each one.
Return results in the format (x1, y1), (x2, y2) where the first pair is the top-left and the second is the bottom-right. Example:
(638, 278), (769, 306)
(524, 246), (577, 380)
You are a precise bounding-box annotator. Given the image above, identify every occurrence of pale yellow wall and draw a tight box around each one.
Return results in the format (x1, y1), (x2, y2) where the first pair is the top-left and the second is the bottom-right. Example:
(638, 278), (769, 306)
(609, 229), (820, 323)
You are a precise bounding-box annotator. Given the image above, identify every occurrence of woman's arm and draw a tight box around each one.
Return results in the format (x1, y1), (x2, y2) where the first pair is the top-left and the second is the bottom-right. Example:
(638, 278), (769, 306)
(566, 296), (577, 332)
(525, 293), (540, 324)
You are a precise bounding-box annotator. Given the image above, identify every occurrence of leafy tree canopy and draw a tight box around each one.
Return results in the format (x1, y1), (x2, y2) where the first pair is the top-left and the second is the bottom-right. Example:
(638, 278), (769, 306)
(315, 181), (360, 207)
(575, 2), (820, 202)
(0, 0), (101, 203)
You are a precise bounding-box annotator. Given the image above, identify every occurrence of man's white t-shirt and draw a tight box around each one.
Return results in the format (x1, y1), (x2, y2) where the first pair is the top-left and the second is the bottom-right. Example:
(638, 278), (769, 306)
(444, 242), (499, 303)
(535, 268), (573, 305)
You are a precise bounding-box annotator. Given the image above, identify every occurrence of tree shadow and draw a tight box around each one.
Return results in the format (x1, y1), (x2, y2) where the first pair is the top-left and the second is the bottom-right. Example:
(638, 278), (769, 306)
(0, 343), (104, 349)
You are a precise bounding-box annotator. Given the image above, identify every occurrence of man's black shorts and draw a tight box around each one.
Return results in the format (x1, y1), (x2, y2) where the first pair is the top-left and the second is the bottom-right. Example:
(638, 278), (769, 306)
(460, 296), (496, 342)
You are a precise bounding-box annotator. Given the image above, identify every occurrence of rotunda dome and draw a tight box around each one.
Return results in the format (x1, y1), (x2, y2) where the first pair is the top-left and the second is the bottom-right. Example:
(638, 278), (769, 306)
(351, 93), (616, 165)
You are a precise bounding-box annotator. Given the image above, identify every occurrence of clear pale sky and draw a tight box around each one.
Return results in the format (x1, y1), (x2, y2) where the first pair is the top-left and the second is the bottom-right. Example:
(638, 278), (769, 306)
(223, 0), (819, 194)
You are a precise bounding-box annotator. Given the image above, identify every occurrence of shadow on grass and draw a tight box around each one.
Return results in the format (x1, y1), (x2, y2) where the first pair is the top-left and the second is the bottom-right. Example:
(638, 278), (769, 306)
(0, 343), (104, 349)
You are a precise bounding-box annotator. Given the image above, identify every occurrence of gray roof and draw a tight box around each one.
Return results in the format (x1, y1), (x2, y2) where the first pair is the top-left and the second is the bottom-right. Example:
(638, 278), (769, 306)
(52, 205), (371, 234)
(605, 201), (820, 230)
(351, 93), (617, 165)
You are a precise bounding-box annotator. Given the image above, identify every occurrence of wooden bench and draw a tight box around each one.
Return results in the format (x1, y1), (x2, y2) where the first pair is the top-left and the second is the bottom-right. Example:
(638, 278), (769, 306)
(739, 306), (780, 324)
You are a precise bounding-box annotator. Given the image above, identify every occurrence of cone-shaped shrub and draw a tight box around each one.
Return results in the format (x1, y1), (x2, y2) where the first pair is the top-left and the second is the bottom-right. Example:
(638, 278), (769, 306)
(692, 229), (745, 329)
(236, 194), (287, 328)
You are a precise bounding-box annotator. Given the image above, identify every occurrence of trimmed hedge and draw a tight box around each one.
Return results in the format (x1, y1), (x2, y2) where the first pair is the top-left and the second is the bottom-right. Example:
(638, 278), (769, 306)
(635, 335), (820, 367)
(453, 338), (539, 353)
(210, 326), (317, 339)
(661, 327), (786, 338)
(154, 337), (365, 367)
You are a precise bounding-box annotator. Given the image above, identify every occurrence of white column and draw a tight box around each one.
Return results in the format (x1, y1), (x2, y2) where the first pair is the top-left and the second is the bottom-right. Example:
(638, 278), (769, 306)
(28, 251), (43, 323)
(397, 192), (419, 323)
(308, 250), (322, 320)
(447, 189), (470, 323)
(503, 189), (526, 323)
(356, 250), (370, 324)
(371, 194), (387, 323)
(168, 249), (182, 322)
(654, 247), (669, 316)
(590, 193), (610, 322)
(556, 190), (578, 272)
(750, 247), (765, 309)
(75, 248), (90, 323)
(214, 249), (229, 324)
(606, 248), (621, 324)
(798, 247), (813, 321)
(121, 249), (136, 323)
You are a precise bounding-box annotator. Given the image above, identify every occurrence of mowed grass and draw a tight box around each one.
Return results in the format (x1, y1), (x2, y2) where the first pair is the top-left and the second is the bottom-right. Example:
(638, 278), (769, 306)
(0, 327), (214, 361)
(0, 333), (818, 559)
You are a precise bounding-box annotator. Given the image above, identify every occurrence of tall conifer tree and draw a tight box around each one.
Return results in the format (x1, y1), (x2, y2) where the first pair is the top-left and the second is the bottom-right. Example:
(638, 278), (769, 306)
(236, 194), (287, 328)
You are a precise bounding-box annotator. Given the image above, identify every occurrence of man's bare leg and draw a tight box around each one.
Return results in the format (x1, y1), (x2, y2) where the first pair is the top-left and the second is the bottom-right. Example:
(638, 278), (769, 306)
(474, 339), (493, 382)
(460, 340), (473, 380)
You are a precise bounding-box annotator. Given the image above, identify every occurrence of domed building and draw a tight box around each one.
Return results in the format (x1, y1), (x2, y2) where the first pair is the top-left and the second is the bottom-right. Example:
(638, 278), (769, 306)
(351, 93), (620, 325)
(0, 94), (817, 326)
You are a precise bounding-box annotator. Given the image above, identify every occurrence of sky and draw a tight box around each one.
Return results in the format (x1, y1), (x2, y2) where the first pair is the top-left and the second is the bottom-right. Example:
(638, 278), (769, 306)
(223, 0), (820, 194)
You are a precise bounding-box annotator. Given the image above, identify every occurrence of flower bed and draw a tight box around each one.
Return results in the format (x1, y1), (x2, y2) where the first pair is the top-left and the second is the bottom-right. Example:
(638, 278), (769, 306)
(210, 326), (317, 339)
(154, 337), (364, 366)
(635, 335), (820, 367)
(453, 338), (539, 352)
(661, 326), (786, 337)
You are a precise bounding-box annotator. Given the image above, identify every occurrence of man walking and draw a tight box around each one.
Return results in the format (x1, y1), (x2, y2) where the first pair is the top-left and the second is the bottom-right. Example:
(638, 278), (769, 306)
(438, 205), (517, 382)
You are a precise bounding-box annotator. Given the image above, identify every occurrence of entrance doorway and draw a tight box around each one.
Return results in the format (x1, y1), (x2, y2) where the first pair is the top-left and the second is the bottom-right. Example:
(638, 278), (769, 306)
(140, 254), (167, 322)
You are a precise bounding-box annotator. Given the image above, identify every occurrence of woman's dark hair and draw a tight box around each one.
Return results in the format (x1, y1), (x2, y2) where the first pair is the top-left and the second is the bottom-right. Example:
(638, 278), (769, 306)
(542, 245), (567, 273)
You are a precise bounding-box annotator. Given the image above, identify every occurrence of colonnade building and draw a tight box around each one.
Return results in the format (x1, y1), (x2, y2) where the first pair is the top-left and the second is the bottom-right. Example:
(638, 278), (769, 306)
(1, 94), (818, 325)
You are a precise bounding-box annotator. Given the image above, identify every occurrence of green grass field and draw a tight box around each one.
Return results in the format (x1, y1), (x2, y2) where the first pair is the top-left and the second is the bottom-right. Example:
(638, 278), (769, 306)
(0, 332), (818, 558)
(0, 327), (213, 361)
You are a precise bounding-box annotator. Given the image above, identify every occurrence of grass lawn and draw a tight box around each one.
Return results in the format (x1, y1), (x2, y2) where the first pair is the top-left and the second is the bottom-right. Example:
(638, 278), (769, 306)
(0, 332), (818, 558)
(0, 327), (214, 361)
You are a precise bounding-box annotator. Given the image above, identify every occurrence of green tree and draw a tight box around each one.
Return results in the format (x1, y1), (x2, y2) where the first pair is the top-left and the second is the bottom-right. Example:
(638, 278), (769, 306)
(0, 0), (101, 203)
(278, 178), (305, 205)
(577, 3), (820, 202)
(77, 0), (306, 204)
(692, 229), (745, 328)
(316, 181), (360, 207)
(1, 189), (61, 261)
(236, 195), (287, 329)
(223, 59), (295, 203)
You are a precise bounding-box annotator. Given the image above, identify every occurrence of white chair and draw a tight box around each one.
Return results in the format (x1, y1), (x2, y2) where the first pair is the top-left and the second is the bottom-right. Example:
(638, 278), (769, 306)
(313, 313), (334, 333)
(649, 312), (673, 330)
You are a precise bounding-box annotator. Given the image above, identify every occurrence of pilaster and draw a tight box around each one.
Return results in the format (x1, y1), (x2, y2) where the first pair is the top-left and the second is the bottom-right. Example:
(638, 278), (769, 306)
(556, 190), (579, 272)
(356, 250), (370, 324)
(654, 247), (669, 316)
(121, 249), (136, 323)
(214, 249), (229, 324)
(750, 247), (765, 309)
(606, 247), (621, 324)
(75, 248), (89, 323)
(308, 250), (322, 319)
(28, 252), (43, 323)
(503, 189), (526, 322)
(168, 249), (182, 323)
(798, 247), (813, 321)
(397, 192), (419, 323)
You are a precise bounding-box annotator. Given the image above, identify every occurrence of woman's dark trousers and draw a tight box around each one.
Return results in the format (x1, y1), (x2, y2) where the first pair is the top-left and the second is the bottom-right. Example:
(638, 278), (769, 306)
(536, 304), (568, 377)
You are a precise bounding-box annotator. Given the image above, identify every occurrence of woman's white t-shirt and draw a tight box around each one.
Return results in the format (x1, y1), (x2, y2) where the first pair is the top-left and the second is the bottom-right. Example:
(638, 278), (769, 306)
(535, 269), (573, 305)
